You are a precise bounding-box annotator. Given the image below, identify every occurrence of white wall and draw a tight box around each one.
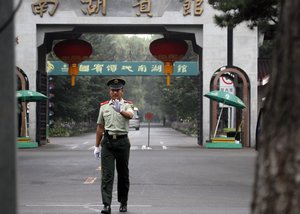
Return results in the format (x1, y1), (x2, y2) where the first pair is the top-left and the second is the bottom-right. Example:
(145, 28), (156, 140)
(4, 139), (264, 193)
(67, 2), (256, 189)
(233, 23), (258, 146)
(202, 23), (228, 143)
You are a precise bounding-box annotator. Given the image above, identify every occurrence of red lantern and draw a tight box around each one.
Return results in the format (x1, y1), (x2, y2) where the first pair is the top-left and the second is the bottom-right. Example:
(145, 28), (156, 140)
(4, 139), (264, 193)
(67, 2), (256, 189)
(53, 39), (92, 86)
(149, 38), (188, 86)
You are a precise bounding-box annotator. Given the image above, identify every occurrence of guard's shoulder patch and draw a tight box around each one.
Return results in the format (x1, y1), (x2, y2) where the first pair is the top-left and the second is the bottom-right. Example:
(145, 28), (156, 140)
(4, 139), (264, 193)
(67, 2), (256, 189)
(100, 101), (109, 106)
(124, 100), (133, 104)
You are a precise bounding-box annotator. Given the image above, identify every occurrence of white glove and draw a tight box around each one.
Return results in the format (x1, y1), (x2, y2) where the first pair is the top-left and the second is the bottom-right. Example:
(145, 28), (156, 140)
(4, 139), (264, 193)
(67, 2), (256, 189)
(94, 146), (101, 160)
(112, 99), (122, 113)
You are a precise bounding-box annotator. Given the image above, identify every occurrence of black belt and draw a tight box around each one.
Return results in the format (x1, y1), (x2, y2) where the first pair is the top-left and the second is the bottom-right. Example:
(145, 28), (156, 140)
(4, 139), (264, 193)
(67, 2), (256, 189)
(107, 134), (128, 140)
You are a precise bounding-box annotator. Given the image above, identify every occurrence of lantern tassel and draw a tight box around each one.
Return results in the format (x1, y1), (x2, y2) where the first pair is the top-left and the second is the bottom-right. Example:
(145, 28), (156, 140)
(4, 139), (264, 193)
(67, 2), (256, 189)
(166, 74), (171, 86)
(71, 75), (76, 87)
(164, 62), (173, 86)
(69, 64), (79, 87)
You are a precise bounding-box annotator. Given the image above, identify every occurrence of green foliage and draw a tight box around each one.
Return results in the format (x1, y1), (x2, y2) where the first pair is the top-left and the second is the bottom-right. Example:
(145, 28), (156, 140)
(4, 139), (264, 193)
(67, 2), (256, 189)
(208, 0), (277, 63)
(171, 121), (198, 136)
(49, 119), (95, 137)
(259, 40), (274, 58)
(158, 77), (199, 122)
(48, 119), (71, 136)
(208, 0), (279, 29)
(50, 76), (110, 123)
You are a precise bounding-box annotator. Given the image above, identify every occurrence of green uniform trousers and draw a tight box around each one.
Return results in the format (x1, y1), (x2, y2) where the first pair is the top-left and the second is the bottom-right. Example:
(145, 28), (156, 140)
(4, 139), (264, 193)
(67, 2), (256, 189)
(100, 136), (130, 205)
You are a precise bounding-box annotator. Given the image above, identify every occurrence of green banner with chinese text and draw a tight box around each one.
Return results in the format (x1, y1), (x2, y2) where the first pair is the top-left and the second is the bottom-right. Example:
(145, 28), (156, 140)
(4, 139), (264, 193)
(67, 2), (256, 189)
(47, 61), (199, 76)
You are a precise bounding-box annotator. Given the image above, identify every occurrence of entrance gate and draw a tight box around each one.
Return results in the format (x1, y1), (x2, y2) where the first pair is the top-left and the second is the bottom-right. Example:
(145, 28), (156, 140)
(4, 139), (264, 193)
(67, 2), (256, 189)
(42, 30), (203, 145)
(15, 0), (259, 147)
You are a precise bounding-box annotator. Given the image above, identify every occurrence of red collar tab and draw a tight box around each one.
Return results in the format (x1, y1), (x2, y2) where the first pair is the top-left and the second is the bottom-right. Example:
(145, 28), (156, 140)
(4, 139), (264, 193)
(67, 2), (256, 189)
(100, 101), (109, 106)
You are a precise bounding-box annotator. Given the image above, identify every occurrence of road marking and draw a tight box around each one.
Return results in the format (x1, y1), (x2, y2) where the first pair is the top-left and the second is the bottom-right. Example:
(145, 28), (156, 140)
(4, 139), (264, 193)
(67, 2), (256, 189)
(84, 176), (97, 184)
(84, 206), (100, 212)
(88, 146), (94, 150)
(141, 145), (152, 150)
(83, 141), (89, 144)
(160, 141), (168, 149)
(71, 145), (78, 149)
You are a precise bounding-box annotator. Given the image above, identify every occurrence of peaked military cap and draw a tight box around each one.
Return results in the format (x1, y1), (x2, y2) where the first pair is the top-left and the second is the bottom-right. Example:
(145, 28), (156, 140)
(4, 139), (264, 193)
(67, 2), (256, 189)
(107, 78), (126, 89)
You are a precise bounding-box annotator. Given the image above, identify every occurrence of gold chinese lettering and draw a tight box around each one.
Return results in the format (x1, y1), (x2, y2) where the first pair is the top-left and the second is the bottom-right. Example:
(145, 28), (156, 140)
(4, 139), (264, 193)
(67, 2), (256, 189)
(107, 64), (117, 72)
(31, 0), (59, 17)
(183, 0), (203, 16)
(177, 64), (188, 73)
(62, 64), (68, 73)
(47, 61), (55, 72)
(137, 65), (147, 72)
(91, 64), (104, 73)
(194, 0), (203, 16)
(132, 0), (152, 17)
(121, 66), (134, 72)
(183, 0), (191, 16)
(81, 0), (106, 16)
(79, 64), (90, 72)
(151, 64), (162, 73)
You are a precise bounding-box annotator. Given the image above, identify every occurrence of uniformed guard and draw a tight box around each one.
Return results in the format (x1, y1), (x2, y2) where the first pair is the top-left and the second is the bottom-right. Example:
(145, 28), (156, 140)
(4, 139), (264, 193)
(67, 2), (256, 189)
(94, 78), (134, 214)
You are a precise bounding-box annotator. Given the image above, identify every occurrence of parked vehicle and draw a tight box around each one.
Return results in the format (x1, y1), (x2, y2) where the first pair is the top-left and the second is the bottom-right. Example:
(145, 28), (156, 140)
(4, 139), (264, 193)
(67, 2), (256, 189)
(129, 107), (140, 130)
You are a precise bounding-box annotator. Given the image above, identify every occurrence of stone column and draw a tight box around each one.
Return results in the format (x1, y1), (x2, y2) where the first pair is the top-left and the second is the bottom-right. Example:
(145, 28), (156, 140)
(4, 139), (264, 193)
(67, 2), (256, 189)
(0, 0), (17, 213)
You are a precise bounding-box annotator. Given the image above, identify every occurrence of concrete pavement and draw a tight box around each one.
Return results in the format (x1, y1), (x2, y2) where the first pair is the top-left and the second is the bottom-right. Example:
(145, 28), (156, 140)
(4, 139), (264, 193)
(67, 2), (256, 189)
(17, 126), (257, 214)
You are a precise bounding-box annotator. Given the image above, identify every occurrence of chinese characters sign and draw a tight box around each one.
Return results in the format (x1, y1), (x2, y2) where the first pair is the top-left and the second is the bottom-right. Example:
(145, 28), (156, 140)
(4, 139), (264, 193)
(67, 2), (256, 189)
(81, 0), (107, 16)
(132, 0), (152, 17)
(31, 0), (204, 17)
(47, 61), (199, 76)
(32, 0), (59, 17)
(183, 0), (203, 16)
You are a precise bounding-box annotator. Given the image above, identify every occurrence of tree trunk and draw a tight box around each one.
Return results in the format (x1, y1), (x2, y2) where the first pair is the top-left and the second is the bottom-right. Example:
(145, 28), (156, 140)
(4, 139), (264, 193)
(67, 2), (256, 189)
(252, 1), (300, 214)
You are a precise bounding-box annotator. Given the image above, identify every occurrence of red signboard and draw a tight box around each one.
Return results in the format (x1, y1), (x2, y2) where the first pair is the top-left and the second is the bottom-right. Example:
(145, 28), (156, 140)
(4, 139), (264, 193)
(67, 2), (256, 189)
(145, 112), (154, 121)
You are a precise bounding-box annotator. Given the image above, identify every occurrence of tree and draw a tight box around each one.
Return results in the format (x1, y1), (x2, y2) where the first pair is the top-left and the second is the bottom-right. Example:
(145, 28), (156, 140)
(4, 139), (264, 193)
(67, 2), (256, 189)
(50, 76), (109, 123)
(252, 1), (300, 213)
(208, 0), (279, 28)
(158, 77), (198, 122)
(209, 0), (300, 213)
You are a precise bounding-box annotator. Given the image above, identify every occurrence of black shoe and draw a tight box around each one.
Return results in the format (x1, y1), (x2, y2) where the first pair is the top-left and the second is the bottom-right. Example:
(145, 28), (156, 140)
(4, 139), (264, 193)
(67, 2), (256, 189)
(119, 203), (127, 212)
(101, 205), (111, 214)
